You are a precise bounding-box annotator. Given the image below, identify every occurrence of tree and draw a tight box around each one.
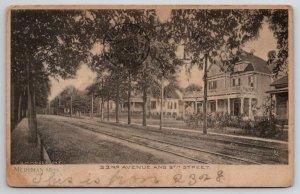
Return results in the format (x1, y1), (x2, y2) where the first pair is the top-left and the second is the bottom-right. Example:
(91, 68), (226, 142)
(136, 57), (160, 127)
(184, 83), (202, 93)
(149, 36), (183, 129)
(267, 9), (289, 76)
(88, 10), (159, 125)
(86, 82), (99, 118)
(171, 10), (266, 134)
(135, 18), (182, 127)
(11, 10), (94, 143)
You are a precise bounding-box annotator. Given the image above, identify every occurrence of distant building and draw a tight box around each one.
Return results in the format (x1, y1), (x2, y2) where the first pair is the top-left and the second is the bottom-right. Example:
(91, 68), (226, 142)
(183, 52), (273, 119)
(266, 75), (288, 121)
(122, 90), (183, 117)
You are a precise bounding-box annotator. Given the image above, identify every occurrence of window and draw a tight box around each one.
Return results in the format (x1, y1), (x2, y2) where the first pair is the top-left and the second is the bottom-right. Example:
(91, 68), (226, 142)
(174, 102), (177, 109)
(151, 101), (156, 109)
(248, 76), (254, 87)
(167, 102), (173, 109)
(210, 102), (216, 112)
(232, 78), (241, 86)
(209, 80), (217, 90)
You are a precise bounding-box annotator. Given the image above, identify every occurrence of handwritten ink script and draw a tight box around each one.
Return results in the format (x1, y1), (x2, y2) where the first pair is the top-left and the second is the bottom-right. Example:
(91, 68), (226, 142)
(30, 170), (160, 186)
(173, 170), (224, 185)
(13, 166), (225, 186)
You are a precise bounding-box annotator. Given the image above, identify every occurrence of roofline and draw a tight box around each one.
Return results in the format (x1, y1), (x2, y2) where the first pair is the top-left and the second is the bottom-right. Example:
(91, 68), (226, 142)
(207, 71), (271, 80)
(270, 83), (288, 87)
(266, 88), (288, 94)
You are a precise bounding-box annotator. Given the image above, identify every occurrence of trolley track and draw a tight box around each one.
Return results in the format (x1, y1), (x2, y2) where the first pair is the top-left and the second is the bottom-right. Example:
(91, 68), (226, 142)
(62, 119), (263, 164)
(79, 119), (288, 156)
(103, 121), (288, 151)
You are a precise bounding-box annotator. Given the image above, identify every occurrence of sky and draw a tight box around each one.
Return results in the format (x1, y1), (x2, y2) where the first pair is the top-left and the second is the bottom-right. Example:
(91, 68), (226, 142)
(48, 11), (278, 101)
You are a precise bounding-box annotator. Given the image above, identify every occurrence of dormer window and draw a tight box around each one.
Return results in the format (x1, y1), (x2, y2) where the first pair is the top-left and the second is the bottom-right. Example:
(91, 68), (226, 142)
(209, 81), (217, 90)
(234, 63), (248, 72)
(232, 78), (241, 86)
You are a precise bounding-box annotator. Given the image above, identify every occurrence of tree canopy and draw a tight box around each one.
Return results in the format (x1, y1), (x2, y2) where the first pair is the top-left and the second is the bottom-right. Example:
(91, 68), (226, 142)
(184, 83), (202, 93)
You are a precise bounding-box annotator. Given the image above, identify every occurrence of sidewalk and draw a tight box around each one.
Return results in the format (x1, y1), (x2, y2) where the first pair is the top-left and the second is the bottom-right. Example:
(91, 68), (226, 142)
(11, 118), (51, 164)
(105, 120), (288, 145)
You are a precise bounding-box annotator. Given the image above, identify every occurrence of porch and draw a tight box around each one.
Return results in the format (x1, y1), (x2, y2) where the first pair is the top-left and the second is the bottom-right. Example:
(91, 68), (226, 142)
(184, 96), (258, 119)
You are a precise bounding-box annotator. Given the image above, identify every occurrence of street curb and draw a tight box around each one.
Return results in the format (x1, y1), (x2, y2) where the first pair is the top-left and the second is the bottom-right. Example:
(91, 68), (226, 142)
(37, 134), (51, 163)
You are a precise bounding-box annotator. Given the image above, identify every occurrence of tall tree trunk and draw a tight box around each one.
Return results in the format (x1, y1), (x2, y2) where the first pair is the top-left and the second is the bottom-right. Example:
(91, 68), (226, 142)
(26, 63), (38, 143)
(17, 93), (23, 122)
(11, 82), (15, 125)
(203, 53), (208, 135)
(115, 77), (120, 123)
(160, 77), (164, 130)
(101, 97), (104, 121)
(142, 86), (147, 127)
(48, 102), (50, 115)
(107, 99), (110, 122)
(58, 97), (61, 115)
(98, 100), (101, 118)
(127, 72), (131, 125)
(22, 93), (26, 118)
(91, 93), (94, 118)
(70, 95), (73, 117)
(101, 78), (104, 121)
(149, 86), (152, 118)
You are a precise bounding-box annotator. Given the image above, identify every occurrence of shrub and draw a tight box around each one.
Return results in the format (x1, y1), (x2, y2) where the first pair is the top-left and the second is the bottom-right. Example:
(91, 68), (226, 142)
(184, 112), (286, 140)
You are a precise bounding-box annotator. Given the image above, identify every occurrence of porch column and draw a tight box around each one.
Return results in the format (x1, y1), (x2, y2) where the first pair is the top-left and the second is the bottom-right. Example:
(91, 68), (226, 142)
(241, 97), (244, 115)
(191, 101), (195, 113)
(215, 99), (218, 112)
(227, 98), (230, 114)
(249, 98), (252, 119)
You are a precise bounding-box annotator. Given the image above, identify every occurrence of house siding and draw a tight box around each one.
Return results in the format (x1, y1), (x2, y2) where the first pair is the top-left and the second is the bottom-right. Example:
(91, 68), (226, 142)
(184, 65), (272, 119)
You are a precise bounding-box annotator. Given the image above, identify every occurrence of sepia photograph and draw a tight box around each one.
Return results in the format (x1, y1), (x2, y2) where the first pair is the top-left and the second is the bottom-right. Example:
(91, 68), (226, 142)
(6, 5), (293, 187)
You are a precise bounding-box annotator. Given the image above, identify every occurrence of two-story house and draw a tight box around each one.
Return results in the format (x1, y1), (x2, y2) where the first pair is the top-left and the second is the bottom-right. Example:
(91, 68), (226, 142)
(266, 75), (288, 122)
(121, 90), (183, 117)
(183, 52), (272, 119)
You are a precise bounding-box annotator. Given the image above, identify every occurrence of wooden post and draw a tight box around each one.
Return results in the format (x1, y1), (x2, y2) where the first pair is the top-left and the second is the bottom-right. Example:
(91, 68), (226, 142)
(241, 97), (244, 115)
(227, 98), (231, 114)
(249, 98), (252, 119)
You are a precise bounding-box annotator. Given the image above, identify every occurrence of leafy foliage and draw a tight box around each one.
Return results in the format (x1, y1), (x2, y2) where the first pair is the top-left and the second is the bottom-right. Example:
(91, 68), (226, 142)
(184, 83), (202, 93)
(267, 10), (289, 76)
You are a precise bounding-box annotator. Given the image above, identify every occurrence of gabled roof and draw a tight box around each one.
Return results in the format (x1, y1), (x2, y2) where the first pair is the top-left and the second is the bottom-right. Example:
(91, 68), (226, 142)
(239, 53), (271, 74)
(270, 75), (288, 87)
(183, 91), (203, 98)
(164, 90), (181, 99)
(207, 52), (271, 77)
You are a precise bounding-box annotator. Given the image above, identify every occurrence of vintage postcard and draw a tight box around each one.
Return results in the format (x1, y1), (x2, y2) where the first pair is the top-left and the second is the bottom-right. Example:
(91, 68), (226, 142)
(6, 5), (294, 187)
